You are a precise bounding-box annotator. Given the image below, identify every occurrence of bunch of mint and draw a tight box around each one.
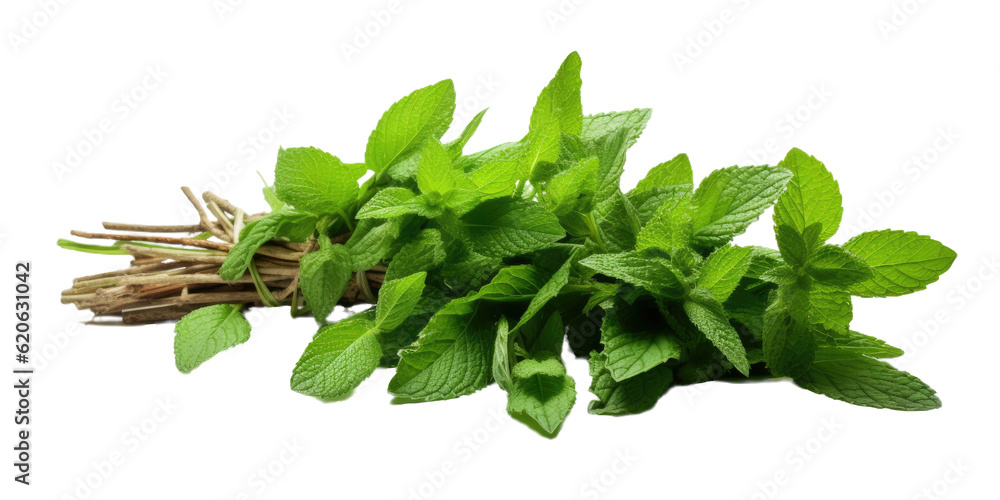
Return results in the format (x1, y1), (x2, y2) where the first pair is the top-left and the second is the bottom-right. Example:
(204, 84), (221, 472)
(74, 53), (957, 437)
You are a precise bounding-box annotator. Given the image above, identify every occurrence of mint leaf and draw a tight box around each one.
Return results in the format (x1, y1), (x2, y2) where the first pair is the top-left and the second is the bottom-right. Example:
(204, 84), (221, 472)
(462, 198), (565, 258)
(808, 284), (853, 331)
(417, 138), (472, 196)
(683, 288), (751, 377)
(365, 80), (456, 175)
(633, 153), (693, 192)
(813, 329), (903, 359)
(580, 108), (652, 149)
(174, 304), (251, 373)
(588, 351), (672, 416)
(300, 244), (352, 323)
(474, 265), (548, 301)
(507, 356), (576, 436)
(599, 300), (682, 381)
(274, 147), (361, 214)
(805, 245), (873, 287)
(635, 198), (693, 251)
(579, 250), (686, 299)
(594, 190), (642, 252)
(290, 312), (381, 399)
(795, 350), (940, 410)
(543, 157), (599, 216)
(841, 229), (957, 297)
(773, 148), (843, 242)
(627, 185), (691, 225)
(698, 245), (754, 302)
(385, 229), (445, 281)
(220, 209), (317, 280)
(356, 187), (426, 219)
(346, 218), (403, 271)
(762, 302), (815, 378)
(511, 253), (575, 332)
(389, 299), (495, 400)
(445, 108), (488, 158)
(520, 52), (583, 180)
(492, 316), (514, 391)
(692, 165), (793, 248)
(374, 272), (427, 332)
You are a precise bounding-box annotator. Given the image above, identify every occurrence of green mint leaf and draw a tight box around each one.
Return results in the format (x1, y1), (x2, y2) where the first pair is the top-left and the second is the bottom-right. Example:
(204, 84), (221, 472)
(773, 148), (843, 242)
(290, 312), (381, 399)
(692, 165), (793, 248)
(627, 185), (692, 225)
(365, 80), (456, 175)
(775, 223), (814, 268)
(580, 108), (652, 150)
(444, 108), (488, 158)
(469, 151), (523, 198)
(385, 229), (445, 281)
(356, 187), (425, 220)
(219, 209), (318, 280)
(258, 172), (286, 211)
(299, 244), (352, 323)
(474, 265), (548, 301)
(588, 351), (672, 416)
(599, 300), (682, 381)
(507, 356), (576, 436)
(346, 218), (403, 271)
(633, 153), (693, 192)
(579, 250), (686, 299)
(526, 312), (565, 357)
(462, 198), (565, 258)
(807, 284), (853, 331)
(794, 350), (940, 410)
(805, 245), (873, 287)
(635, 197), (694, 251)
(813, 329), (904, 359)
(174, 304), (251, 373)
(520, 52), (584, 180)
(683, 288), (751, 377)
(511, 253), (575, 332)
(543, 157), (599, 216)
(374, 272), (427, 332)
(389, 299), (495, 401)
(698, 245), (754, 302)
(762, 301), (815, 378)
(417, 138), (473, 196)
(841, 229), (957, 297)
(274, 147), (362, 214)
(594, 190), (642, 252)
(492, 316), (514, 391)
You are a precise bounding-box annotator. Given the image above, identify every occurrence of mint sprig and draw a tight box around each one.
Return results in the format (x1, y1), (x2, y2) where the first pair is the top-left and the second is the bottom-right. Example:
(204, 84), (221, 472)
(61, 52), (956, 437)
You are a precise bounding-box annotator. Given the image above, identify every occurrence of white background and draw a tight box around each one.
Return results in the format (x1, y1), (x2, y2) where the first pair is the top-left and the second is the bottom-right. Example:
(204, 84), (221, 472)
(2, 1), (999, 499)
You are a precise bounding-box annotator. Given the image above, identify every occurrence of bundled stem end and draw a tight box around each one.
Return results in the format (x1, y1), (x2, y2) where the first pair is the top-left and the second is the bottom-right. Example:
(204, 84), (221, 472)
(60, 188), (382, 325)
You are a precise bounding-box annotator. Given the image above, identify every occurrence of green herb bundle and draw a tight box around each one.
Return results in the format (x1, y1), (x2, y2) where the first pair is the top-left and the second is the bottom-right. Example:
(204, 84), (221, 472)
(62, 53), (956, 437)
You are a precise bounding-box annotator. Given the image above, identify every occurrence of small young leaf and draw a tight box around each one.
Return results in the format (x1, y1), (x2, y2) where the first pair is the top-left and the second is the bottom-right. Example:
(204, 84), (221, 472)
(444, 108), (488, 158)
(633, 153), (693, 192)
(507, 357), (576, 436)
(805, 245), (873, 288)
(174, 304), (251, 373)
